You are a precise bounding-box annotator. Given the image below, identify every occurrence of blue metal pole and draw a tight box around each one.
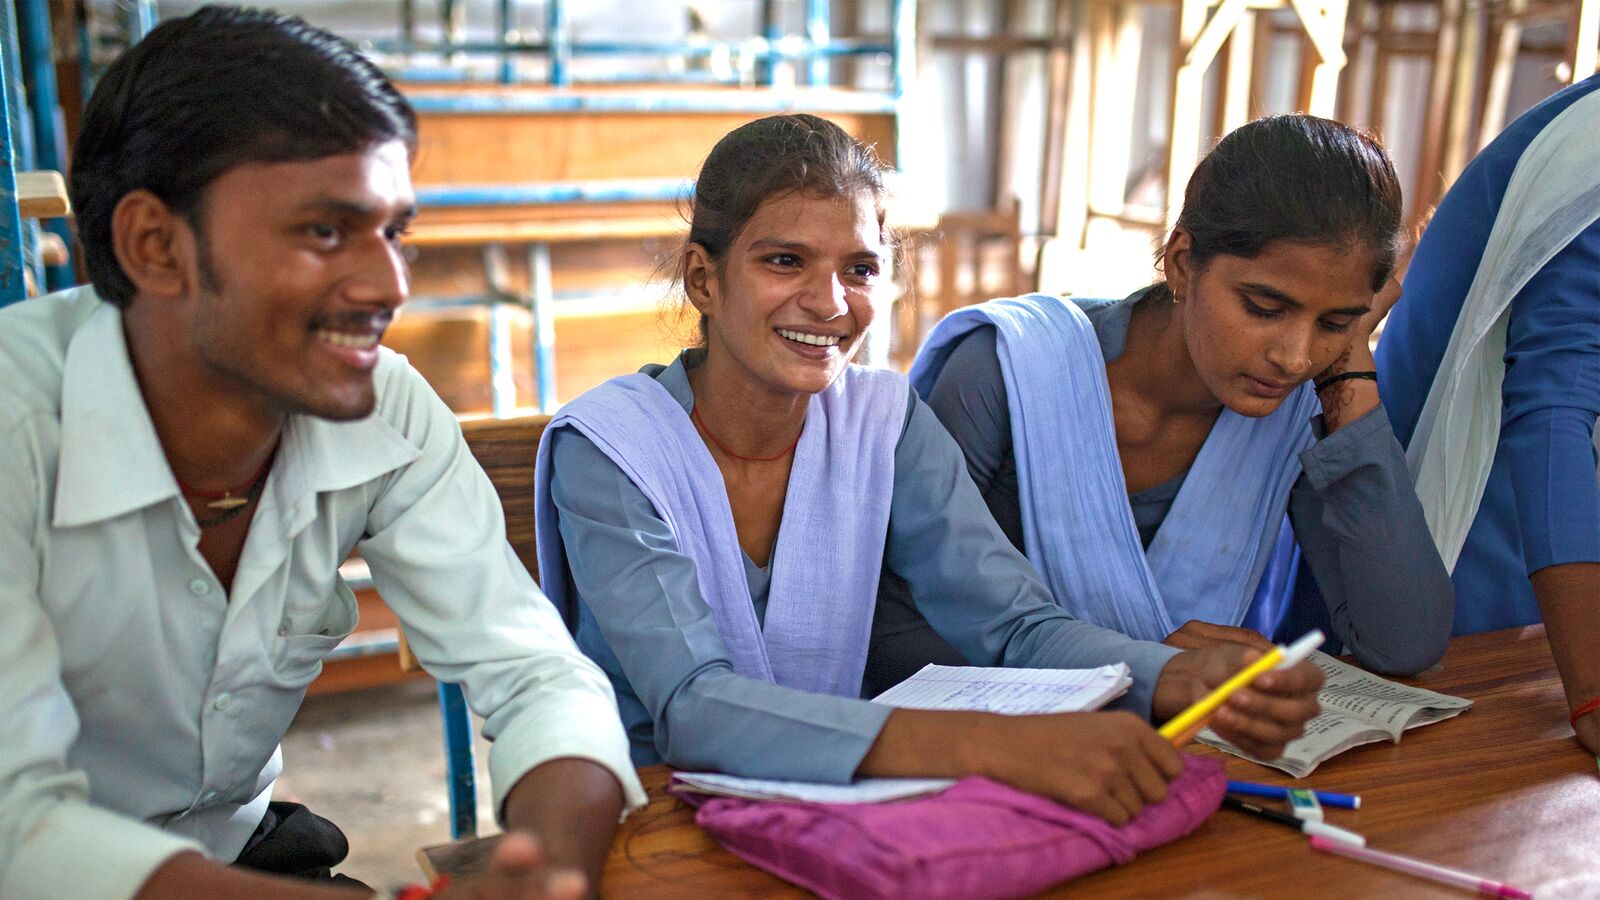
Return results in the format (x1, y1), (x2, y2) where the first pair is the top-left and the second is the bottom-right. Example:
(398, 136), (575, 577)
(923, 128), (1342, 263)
(129, 0), (157, 42)
(440, 0), (458, 57)
(1, 58), (26, 306)
(891, 0), (916, 101)
(17, 0), (72, 290)
(758, 0), (779, 85)
(2, 2), (34, 168)
(435, 682), (478, 840)
(806, 0), (830, 86)
(2, 0), (42, 296)
(528, 243), (556, 412)
(546, 0), (569, 86)
(76, 4), (94, 104)
(496, 0), (514, 84)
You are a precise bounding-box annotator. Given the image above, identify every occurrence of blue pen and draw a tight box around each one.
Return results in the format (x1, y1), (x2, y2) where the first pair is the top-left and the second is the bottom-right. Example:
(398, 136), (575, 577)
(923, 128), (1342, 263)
(1226, 780), (1360, 809)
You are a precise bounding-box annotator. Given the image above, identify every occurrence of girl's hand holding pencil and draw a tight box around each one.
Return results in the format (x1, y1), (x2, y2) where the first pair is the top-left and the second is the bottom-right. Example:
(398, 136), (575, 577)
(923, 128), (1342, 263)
(1151, 631), (1326, 761)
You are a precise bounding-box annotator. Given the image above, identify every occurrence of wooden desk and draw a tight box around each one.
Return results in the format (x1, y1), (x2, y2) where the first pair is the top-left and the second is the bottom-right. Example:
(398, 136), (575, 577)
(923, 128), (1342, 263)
(423, 627), (1600, 897)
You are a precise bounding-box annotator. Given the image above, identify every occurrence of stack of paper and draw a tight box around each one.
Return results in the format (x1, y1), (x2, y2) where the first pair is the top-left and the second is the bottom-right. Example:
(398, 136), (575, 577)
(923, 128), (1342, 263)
(671, 772), (957, 804)
(871, 663), (1132, 714)
(672, 663), (1132, 804)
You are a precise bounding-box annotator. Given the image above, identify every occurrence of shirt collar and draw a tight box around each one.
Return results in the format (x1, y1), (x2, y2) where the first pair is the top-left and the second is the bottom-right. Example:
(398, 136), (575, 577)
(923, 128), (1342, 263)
(53, 299), (180, 528)
(267, 376), (420, 537)
(53, 302), (419, 528)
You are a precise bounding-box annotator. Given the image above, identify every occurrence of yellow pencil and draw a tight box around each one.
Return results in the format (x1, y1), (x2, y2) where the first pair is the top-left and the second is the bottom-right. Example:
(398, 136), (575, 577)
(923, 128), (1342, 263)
(1158, 630), (1324, 744)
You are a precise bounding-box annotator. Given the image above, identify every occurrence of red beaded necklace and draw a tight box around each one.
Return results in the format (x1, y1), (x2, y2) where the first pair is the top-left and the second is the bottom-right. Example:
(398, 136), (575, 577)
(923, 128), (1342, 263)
(691, 404), (801, 463)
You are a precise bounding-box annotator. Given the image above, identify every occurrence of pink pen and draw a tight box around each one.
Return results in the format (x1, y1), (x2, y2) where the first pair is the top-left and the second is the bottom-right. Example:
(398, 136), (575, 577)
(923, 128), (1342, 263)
(1309, 836), (1533, 899)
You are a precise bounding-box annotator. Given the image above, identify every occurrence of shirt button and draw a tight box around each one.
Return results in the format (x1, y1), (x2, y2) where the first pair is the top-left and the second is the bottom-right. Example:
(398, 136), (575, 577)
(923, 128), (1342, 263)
(213, 693), (231, 711)
(188, 578), (211, 596)
(277, 621), (289, 637)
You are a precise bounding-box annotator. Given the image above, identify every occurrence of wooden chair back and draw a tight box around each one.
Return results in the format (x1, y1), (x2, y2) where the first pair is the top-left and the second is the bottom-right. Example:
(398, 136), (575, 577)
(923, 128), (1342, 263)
(894, 201), (1026, 369)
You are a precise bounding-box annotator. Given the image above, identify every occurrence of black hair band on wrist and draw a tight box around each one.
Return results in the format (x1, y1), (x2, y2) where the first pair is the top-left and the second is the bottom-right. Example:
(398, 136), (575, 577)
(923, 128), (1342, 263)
(1315, 370), (1378, 392)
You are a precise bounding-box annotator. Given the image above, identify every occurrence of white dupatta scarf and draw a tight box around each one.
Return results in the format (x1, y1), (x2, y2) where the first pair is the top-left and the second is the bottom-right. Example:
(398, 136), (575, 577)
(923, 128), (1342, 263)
(1407, 88), (1600, 570)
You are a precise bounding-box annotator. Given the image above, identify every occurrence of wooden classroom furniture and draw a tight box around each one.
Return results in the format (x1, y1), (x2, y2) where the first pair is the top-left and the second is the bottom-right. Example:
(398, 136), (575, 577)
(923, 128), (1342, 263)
(1338, 0), (1599, 231)
(396, 84), (908, 416)
(1067, 0), (1352, 240)
(895, 202), (1026, 369)
(421, 624), (1600, 897)
(1034, 0), (1353, 301)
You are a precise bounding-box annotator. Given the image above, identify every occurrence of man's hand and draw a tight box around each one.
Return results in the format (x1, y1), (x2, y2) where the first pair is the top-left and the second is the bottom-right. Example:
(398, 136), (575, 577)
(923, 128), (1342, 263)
(499, 758), (625, 898)
(1162, 620), (1275, 653)
(1153, 644), (1324, 760)
(434, 834), (587, 900)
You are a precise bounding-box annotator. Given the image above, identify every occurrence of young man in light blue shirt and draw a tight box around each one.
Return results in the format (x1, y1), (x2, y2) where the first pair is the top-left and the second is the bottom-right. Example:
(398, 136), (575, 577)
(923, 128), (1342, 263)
(0, 8), (642, 899)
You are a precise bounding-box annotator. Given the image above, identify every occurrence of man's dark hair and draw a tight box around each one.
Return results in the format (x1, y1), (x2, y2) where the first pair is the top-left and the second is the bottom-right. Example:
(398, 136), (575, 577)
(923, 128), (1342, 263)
(1161, 114), (1404, 292)
(69, 5), (417, 308)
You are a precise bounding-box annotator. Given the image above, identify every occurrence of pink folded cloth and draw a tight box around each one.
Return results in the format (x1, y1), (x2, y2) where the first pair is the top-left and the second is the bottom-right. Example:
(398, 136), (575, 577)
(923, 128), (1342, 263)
(671, 754), (1225, 900)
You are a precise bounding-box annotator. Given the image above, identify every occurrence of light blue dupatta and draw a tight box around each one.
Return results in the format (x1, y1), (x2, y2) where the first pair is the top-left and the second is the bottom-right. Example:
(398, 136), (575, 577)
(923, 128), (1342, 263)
(909, 294), (1316, 642)
(533, 365), (904, 698)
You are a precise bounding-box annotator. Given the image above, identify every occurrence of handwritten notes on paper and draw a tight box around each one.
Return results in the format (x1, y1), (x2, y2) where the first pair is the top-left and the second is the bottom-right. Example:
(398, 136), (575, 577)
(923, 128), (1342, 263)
(870, 663), (1133, 714)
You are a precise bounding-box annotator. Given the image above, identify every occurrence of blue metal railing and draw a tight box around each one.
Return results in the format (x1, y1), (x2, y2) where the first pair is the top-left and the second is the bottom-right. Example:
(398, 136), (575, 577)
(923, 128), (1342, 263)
(807, 0), (831, 86)
(405, 88), (897, 115)
(1, 57), (25, 307)
(367, 0), (912, 92)
(2, 0), (40, 305)
(129, 0), (158, 43)
(415, 178), (690, 208)
(545, 0), (569, 86)
(16, 0), (72, 290)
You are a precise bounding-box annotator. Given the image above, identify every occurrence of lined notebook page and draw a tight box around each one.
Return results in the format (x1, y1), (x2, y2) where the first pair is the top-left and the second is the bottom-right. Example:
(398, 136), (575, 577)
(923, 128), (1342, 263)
(870, 663), (1133, 714)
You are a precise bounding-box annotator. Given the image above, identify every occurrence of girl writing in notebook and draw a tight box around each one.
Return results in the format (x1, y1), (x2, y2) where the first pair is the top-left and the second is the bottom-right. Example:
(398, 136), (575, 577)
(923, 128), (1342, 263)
(875, 115), (1452, 693)
(533, 114), (1322, 825)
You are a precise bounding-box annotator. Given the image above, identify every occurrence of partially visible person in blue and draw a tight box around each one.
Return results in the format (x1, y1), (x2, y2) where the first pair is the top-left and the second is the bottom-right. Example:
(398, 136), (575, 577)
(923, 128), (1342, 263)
(1377, 70), (1600, 756)
(533, 114), (1325, 827)
(870, 116), (1452, 695)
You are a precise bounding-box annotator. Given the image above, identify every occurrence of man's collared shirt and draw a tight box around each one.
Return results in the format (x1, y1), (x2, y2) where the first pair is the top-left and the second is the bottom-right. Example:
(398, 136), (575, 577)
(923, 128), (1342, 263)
(0, 286), (645, 899)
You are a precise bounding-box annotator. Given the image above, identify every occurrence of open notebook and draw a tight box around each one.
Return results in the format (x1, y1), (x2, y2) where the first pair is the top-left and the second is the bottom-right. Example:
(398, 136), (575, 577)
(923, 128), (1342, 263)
(1196, 650), (1472, 777)
(673, 663), (1132, 804)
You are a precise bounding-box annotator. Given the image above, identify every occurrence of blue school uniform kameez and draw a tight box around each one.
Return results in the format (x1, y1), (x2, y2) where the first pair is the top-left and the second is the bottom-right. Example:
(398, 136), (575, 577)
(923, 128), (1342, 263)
(869, 291), (1452, 687)
(1377, 71), (1600, 634)
(545, 354), (1180, 775)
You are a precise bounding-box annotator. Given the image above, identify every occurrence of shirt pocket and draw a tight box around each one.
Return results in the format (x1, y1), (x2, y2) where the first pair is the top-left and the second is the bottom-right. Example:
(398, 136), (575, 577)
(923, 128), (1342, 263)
(270, 578), (359, 688)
